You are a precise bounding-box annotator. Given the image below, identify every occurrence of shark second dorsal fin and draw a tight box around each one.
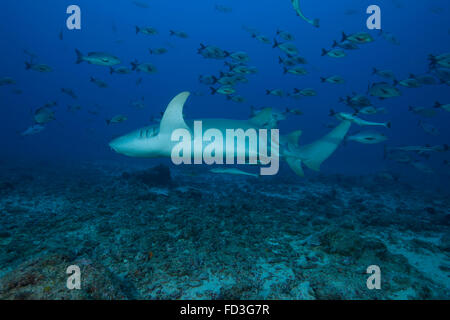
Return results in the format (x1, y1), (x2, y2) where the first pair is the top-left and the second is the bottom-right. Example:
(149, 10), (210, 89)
(249, 108), (276, 128)
(159, 92), (190, 135)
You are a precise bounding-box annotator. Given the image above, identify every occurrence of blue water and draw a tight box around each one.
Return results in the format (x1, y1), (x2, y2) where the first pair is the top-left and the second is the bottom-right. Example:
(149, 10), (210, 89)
(0, 0), (449, 300)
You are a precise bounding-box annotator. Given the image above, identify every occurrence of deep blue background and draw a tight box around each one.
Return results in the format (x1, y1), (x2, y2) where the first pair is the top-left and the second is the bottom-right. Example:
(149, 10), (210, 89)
(0, 0), (449, 184)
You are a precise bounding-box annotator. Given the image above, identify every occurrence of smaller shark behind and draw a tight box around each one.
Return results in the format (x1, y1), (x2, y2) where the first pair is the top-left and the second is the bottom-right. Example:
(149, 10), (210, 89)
(109, 92), (351, 177)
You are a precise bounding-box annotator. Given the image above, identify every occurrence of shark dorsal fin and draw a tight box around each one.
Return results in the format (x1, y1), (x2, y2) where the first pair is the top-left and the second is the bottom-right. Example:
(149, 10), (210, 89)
(159, 92), (190, 135)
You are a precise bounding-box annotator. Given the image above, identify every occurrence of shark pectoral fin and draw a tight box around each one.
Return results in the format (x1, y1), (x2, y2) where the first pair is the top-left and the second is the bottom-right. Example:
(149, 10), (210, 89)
(286, 157), (305, 177)
(159, 92), (191, 135)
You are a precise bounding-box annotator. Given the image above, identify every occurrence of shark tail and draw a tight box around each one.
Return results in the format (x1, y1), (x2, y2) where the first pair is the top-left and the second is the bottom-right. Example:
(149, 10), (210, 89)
(286, 121), (352, 176)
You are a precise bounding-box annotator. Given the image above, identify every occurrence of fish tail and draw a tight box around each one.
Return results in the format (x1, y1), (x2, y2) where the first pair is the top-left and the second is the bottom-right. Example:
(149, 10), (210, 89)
(283, 67), (288, 74)
(135, 26), (140, 34)
(321, 48), (328, 56)
(278, 56), (283, 64)
(106, 119), (111, 125)
(433, 101), (442, 108)
(130, 60), (138, 71)
(109, 67), (115, 74)
(386, 121), (392, 129)
(312, 18), (320, 28)
(210, 87), (217, 95)
(332, 40), (338, 48)
(272, 39), (279, 48)
(329, 109), (336, 117)
(211, 76), (218, 84)
(169, 30), (175, 36)
(341, 32), (348, 42)
(265, 89), (271, 95)
(372, 67), (378, 74)
(320, 77), (326, 83)
(25, 62), (31, 70)
(75, 49), (84, 64)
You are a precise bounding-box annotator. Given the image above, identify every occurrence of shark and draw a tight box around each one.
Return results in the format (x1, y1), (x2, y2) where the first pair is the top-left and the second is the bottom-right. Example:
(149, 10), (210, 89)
(109, 92), (352, 177)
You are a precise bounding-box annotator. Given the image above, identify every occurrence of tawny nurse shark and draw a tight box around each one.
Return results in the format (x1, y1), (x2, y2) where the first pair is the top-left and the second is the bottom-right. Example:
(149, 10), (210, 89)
(109, 92), (351, 177)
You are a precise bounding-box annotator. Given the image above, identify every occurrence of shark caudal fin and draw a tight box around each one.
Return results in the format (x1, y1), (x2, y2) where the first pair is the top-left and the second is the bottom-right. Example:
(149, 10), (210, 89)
(285, 120), (352, 176)
(158, 92), (191, 135)
(300, 120), (352, 171)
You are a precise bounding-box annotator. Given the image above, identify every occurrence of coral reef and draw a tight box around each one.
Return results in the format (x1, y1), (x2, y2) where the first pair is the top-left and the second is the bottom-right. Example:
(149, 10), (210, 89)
(0, 161), (448, 299)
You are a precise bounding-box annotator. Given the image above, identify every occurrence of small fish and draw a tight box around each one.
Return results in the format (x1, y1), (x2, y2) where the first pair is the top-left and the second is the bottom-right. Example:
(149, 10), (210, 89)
(279, 56), (307, 66)
(131, 97), (146, 109)
(433, 101), (450, 112)
(411, 161), (434, 174)
(368, 82), (401, 99)
(428, 53), (450, 68)
(61, 88), (77, 99)
(284, 66), (308, 76)
(273, 40), (299, 56)
(110, 66), (132, 74)
(355, 106), (386, 115)
(90, 77), (108, 88)
(347, 131), (387, 144)
(21, 124), (45, 136)
(210, 86), (235, 95)
(215, 4), (232, 13)
(67, 105), (82, 112)
(411, 74), (436, 85)
(266, 89), (284, 97)
(149, 48), (168, 55)
(332, 40), (359, 50)
(285, 108), (303, 116)
(342, 32), (374, 44)
(169, 30), (189, 38)
(340, 94), (372, 108)
(252, 34), (271, 45)
(34, 107), (55, 124)
(75, 49), (121, 66)
(230, 65), (258, 75)
(321, 75), (344, 84)
(276, 30), (295, 41)
(25, 62), (52, 72)
(135, 26), (158, 35)
(106, 115), (127, 125)
(130, 60), (157, 74)
(372, 68), (396, 80)
(210, 168), (258, 177)
(418, 121), (439, 135)
(408, 106), (437, 118)
(321, 48), (346, 58)
(379, 30), (400, 45)
(229, 51), (250, 63)
(132, 1), (150, 8)
(394, 77), (421, 88)
(330, 110), (391, 128)
(227, 95), (246, 103)
(198, 75), (217, 85)
(0, 77), (15, 85)
(198, 44), (230, 59)
(292, 88), (316, 97)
